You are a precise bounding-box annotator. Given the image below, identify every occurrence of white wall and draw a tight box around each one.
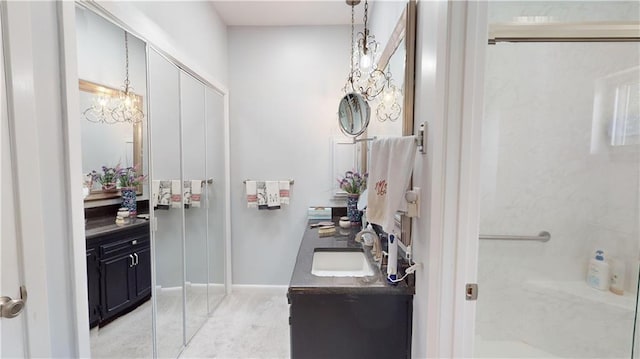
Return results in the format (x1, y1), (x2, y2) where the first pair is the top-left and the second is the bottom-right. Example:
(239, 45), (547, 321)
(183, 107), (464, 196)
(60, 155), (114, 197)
(476, 1), (640, 356)
(96, 1), (228, 89)
(229, 25), (351, 285)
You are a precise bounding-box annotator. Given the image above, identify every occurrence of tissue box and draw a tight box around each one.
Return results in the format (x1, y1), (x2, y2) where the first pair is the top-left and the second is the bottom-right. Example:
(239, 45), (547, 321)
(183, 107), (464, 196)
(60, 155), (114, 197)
(308, 207), (332, 220)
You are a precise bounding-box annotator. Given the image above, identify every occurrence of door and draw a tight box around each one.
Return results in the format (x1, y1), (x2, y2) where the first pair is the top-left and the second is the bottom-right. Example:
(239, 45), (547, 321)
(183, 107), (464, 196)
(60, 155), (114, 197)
(1, 10), (26, 355)
(100, 253), (134, 320)
(86, 247), (100, 327)
(473, 2), (640, 358)
(133, 246), (152, 298)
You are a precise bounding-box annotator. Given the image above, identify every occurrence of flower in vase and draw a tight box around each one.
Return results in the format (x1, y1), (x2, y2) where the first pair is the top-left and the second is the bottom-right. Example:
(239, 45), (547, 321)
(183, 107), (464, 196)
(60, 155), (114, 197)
(337, 170), (368, 195)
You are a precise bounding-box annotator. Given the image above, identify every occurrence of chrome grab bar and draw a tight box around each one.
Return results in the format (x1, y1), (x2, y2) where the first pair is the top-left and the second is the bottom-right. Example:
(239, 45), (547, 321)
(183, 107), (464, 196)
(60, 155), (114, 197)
(479, 231), (551, 242)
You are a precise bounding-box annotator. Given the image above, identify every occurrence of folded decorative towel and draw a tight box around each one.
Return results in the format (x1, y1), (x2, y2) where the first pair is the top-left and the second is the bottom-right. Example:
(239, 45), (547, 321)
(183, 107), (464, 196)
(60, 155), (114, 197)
(266, 181), (281, 209)
(256, 182), (268, 210)
(366, 137), (416, 233)
(183, 181), (192, 208)
(279, 180), (290, 205)
(171, 180), (182, 209)
(246, 181), (257, 209)
(191, 180), (202, 208)
(158, 181), (171, 209)
(152, 180), (160, 208)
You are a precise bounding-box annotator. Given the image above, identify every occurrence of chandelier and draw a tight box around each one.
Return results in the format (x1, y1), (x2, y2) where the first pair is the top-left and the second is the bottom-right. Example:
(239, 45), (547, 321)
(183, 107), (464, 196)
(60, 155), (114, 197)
(343, 0), (393, 103)
(375, 68), (403, 122)
(83, 31), (144, 124)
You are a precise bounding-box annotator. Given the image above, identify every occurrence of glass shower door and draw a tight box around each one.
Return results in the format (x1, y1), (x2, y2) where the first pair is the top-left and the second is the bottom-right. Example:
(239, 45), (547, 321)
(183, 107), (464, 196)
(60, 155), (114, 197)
(475, 2), (640, 358)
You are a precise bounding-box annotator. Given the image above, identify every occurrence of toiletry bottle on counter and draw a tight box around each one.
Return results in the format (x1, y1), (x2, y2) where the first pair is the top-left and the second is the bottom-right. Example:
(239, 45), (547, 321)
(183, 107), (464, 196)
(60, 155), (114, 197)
(610, 258), (626, 296)
(586, 250), (610, 291)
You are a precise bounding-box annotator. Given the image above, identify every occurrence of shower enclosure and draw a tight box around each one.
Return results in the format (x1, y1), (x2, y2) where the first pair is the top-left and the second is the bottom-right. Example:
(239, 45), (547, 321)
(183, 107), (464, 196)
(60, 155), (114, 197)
(475, 1), (640, 358)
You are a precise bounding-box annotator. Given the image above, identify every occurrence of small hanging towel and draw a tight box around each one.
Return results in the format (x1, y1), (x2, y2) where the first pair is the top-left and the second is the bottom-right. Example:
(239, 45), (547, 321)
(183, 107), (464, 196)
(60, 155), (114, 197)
(158, 181), (171, 209)
(246, 181), (257, 208)
(266, 181), (281, 209)
(171, 180), (182, 209)
(256, 181), (268, 210)
(366, 137), (416, 233)
(183, 181), (192, 208)
(279, 180), (290, 205)
(152, 180), (160, 208)
(191, 180), (202, 208)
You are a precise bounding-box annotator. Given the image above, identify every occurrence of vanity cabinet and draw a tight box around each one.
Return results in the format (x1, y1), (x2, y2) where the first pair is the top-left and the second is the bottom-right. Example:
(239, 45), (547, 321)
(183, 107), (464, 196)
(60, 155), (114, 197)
(288, 292), (413, 359)
(86, 222), (151, 328)
(288, 220), (415, 359)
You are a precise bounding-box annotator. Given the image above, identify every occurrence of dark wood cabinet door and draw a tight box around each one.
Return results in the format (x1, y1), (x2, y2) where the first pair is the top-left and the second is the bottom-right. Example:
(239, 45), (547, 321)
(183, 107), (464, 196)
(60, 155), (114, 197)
(86, 247), (101, 328)
(133, 246), (152, 298)
(100, 252), (134, 321)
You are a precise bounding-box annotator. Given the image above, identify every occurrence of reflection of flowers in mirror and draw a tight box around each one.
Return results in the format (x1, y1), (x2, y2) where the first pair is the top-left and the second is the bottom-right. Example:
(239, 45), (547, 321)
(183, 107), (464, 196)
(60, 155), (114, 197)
(118, 165), (147, 189)
(91, 165), (120, 186)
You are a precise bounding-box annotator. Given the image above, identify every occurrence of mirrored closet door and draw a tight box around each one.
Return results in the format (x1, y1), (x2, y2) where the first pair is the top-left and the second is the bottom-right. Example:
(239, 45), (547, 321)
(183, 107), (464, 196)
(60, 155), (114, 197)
(76, 4), (228, 358)
(148, 47), (228, 357)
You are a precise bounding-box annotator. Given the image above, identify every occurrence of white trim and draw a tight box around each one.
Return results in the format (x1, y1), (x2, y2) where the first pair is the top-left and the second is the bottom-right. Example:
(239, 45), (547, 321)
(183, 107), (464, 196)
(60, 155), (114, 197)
(230, 285), (288, 295)
(1, 2), (52, 356)
(224, 91), (232, 296)
(56, 2), (91, 358)
(451, 1), (487, 357)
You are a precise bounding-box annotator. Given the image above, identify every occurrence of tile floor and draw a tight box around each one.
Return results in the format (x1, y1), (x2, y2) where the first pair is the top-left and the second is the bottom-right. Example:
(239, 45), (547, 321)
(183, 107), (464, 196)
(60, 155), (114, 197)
(179, 290), (290, 359)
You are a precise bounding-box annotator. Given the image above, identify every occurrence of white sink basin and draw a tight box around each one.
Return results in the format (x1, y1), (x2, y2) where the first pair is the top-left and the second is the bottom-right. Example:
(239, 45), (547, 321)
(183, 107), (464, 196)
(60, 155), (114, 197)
(311, 249), (374, 277)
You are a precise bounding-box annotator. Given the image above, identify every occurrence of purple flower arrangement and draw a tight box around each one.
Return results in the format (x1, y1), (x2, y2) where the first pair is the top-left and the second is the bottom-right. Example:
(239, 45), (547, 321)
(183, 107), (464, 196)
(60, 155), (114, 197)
(90, 164), (146, 190)
(117, 165), (147, 189)
(337, 170), (368, 195)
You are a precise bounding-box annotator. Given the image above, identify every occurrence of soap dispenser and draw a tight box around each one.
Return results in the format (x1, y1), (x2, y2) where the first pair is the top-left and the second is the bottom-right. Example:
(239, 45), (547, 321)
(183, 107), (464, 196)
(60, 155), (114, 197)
(586, 250), (610, 291)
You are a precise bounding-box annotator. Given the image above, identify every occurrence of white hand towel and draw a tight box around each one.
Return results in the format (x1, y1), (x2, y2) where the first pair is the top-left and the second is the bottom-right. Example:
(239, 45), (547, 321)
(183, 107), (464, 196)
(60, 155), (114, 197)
(266, 181), (281, 209)
(366, 137), (416, 233)
(152, 180), (160, 208)
(256, 182), (267, 210)
(191, 180), (202, 208)
(183, 181), (192, 208)
(279, 181), (290, 205)
(171, 180), (182, 209)
(159, 181), (171, 209)
(246, 181), (257, 208)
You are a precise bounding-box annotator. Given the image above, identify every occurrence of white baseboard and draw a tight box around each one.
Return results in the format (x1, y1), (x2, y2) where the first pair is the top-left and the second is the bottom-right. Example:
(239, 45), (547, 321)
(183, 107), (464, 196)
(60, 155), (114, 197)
(231, 284), (288, 295)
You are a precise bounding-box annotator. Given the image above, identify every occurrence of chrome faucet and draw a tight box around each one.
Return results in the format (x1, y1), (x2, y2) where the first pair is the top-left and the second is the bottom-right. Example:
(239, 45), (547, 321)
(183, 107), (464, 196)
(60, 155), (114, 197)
(355, 225), (382, 266)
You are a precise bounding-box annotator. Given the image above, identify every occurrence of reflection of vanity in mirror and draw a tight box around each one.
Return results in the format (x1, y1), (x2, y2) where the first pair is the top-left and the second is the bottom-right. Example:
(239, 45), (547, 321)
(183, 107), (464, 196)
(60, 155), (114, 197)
(80, 79), (144, 201)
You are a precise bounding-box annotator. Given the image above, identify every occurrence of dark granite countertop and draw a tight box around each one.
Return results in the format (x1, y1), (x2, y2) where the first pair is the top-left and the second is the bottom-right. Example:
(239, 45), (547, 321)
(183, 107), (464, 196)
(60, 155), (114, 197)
(288, 219), (414, 296)
(85, 216), (149, 240)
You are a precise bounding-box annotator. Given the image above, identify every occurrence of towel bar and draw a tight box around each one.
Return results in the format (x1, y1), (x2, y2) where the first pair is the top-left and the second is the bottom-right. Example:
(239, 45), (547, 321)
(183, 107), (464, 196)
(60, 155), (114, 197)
(243, 179), (295, 185)
(479, 231), (551, 242)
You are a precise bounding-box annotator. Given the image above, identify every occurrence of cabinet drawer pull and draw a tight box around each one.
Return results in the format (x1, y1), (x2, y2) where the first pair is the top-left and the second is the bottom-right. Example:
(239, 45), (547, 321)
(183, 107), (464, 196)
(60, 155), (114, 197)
(133, 253), (139, 266)
(129, 254), (134, 267)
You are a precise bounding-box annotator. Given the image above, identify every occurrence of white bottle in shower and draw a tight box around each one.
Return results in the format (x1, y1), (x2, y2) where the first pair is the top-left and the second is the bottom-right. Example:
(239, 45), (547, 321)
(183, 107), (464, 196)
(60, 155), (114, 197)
(586, 250), (610, 291)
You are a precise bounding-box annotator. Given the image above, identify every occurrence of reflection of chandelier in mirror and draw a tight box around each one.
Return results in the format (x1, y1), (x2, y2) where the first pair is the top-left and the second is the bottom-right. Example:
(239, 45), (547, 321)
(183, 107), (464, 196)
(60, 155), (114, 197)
(376, 71), (402, 122)
(342, 0), (394, 102)
(82, 31), (144, 124)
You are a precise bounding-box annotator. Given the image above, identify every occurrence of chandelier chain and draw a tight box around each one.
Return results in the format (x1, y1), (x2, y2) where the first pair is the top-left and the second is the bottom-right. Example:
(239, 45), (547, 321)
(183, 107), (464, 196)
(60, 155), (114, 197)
(124, 31), (130, 89)
(350, 4), (355, 74)
(363, 0), (368, 32)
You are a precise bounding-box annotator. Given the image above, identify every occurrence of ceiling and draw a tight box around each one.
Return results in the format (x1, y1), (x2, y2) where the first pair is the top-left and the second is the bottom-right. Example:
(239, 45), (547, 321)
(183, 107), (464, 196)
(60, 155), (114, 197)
(211, 0), (370, 26)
